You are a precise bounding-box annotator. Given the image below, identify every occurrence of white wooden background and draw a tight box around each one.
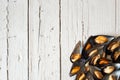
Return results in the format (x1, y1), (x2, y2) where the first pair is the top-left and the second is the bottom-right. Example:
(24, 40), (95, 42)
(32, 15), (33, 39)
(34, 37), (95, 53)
(0, 0), (120, 80)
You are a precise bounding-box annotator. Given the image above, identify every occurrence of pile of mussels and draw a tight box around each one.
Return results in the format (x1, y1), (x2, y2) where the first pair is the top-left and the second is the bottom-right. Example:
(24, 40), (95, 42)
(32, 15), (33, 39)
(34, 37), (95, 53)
(70, 35), (120, 80)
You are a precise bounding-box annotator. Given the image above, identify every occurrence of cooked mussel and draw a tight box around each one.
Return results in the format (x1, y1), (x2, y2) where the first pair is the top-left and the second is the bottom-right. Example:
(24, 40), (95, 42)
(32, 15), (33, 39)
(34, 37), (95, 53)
(70, 63), (81, 76)
(108, 75), (116, 80)
(102, 63), (120, 75)
(82, 36), (94, 59)
(111, 47), (120, 63)
(98, 58), (111, 67)
(104, 36), (120, 55)
(70, 41), (82, 63)
(94, 35), (108, 44)
(82, 35), (114, 59)
(89, 54), (101, 66)
(94, 70), (103, 79)
(76, 72), (86, 80)
(70, 35), (120, 80)
(102, 70), (120, 80)
(89, 66), (103, 80)
(85, 72), (94, 80)
(102, 64), (115, 74)
(90, 35), (114, 45)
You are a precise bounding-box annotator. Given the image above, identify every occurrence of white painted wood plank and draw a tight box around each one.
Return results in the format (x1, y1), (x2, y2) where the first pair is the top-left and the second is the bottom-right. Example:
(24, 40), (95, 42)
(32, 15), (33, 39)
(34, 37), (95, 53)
(0, 0), (28, 80)
(61, 0), (83, 80)
(88, 0), (116, 36)
(29, 0), (60, 80)
(0, 0), (8, 80)
(116, 0), (120, 34)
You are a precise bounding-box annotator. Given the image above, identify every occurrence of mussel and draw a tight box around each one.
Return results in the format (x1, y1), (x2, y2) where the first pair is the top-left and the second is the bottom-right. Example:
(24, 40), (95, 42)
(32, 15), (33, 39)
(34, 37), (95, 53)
(102, 64), (115, 74)
(70, 35), (120, 80)
(76, 72), (86, 80)
(102, 70), (120, 80)
(70, 41), (82, 63)
(111, 47), (120, 63)
(82, 35), (114, 59)
(104, 36), (120, 55)
(70, 62), (81, 76)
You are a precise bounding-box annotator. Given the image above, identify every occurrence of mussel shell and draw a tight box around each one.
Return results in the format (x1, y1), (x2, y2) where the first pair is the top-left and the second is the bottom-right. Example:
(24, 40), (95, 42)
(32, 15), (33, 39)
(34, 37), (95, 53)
(102, 63), (120, 74)
(76, 72), (86, 80)
(83, 45), (104, 60)
(102, 70), (120, 80)
(108, 75), (117, 80)
(111, 47), (120, 63)
(70, 41), (82, 63)
(69, 35), (120, 80)
(89, 66), (103, 80)
(102, 64), (115, 74)
(97, 58), (111, 67)
(114, 63), (120, 69)
(102, 74), (117, 80)
(90, 35), (114, 45)
(70, 63), (81, 76)
(70, 58), (86, 76)
(89, 54), (101, 66)
(82, 35), (114, 59)
(112, 70), (120, 80)
(94, 35), (113, 44)
(82, 36), (94, 59)
(104, 36), (120, 55)
(85, 72), (94, 80)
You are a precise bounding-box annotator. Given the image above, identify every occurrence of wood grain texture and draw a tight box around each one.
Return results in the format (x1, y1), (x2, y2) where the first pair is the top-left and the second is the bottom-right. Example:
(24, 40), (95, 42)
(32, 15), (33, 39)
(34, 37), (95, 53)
(88, 0), (116, 36)
(29, 0), (60, 80)
(0, 0), (8, 80)
(0, 0), (120, 80)
(7, 0), (28, 80)
(116, 0), (120, 34)
(0, 0), (28, 80)
(61, 0), (83, 80)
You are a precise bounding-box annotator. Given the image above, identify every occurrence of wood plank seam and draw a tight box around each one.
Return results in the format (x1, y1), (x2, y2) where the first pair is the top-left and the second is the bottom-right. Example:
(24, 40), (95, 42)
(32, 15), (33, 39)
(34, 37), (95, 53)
(6, 0), (9, 80)
(28, 0), (29, 80)
(59, 0), (62, 80)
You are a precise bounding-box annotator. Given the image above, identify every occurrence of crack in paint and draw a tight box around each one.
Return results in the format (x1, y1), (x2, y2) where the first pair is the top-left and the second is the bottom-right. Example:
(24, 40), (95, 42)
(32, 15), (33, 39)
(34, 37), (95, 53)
(38, 6), (41, 52)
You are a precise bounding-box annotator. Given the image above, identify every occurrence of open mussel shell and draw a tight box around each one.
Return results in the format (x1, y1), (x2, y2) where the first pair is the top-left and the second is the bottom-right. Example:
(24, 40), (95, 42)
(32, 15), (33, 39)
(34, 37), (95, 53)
(101, 64), (115, 74)
(97, 58), (111, 67)
(102, 63), (120, 75)
(70, 41), (82, 63)
(102, 70), (120, 80)
(89, 54), (101, 66)
(76, 72), (86, 80)
(76, 72), (95, 80)
(69, 63), (81, 76)
(102, 74), (117, 80)
(111, 47), (120, 63)
(69, 35), (120, 80)
(87, 47), (98, 57)
(89, 66), (103, 80)
(70, 57), (87, 76)
(83, 45), (104, 60)
(82, 36), (94, 59)
(82, 35), (114, 59)
(110, 70), (120, 80)
(104, 36), (120, 55)
(93, 35), (114, 45)
(87, 35), (114, 46)
(85, 72), (94, 80)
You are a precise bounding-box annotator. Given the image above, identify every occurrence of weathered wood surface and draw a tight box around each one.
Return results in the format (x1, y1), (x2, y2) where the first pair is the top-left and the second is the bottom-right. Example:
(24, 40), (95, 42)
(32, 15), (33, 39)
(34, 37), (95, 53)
(0, 0), (120, 80)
